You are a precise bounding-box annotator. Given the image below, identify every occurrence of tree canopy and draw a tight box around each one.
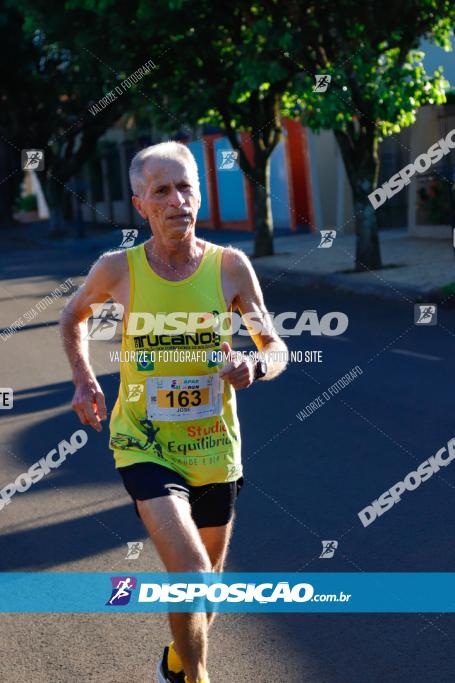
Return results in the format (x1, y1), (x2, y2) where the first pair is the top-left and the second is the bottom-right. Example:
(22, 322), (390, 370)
(3, 0), (455, 267)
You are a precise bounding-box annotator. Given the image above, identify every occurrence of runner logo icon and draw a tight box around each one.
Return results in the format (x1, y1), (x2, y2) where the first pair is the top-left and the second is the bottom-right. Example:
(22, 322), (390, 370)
(120, 229), (138, 248)
(21, 149), (45, 171)
(318, 230), (336, 248)
(106, 576), (137, 605)
(87, 303), (124, 340)
(218, 150), (238, 170)
(414, 304), (437, 325)
(127, 384), (144, 402)
(319, 540), (338, 558)
(313, 75), (331, 92)
(125, 542), (143, 560)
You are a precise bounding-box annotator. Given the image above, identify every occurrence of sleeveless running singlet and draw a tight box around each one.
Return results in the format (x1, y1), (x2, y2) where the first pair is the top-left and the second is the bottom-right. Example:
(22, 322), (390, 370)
(109, 240), (243, 486)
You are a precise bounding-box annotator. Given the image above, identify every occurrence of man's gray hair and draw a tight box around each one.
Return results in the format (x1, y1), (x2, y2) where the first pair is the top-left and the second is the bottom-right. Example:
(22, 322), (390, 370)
(129, 141), (199, 196)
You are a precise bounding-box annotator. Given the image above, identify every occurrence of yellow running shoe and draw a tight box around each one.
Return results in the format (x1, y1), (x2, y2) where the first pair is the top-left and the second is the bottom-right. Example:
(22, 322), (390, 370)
(156, 646), (185, 683)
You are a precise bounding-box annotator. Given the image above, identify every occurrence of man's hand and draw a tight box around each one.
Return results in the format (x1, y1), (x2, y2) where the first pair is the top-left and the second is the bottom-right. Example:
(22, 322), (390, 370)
(218, 341), (255, 390)
(71, 376), (107, 432)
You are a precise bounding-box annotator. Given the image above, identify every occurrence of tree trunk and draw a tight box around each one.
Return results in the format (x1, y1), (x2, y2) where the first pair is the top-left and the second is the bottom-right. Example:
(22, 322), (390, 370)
(45, 174), (67, 237)
(334, 128), (383, 271)
(251, 158), (274, 257)
(0, 136), (22, 228)
(220, 92), (281, 259)
(351, 192), (382, 270)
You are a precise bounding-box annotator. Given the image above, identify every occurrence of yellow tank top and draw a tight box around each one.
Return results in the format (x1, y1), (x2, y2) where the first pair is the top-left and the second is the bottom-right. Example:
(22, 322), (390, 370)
(109, 240), (242, 486)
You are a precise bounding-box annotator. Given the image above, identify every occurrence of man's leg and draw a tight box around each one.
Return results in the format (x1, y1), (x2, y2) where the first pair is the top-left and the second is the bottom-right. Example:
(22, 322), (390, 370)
(163, 521), (235, 680)
(199, 520), (234, 571)
(138, 496), (211, 683)
(198, 520), (234, 627)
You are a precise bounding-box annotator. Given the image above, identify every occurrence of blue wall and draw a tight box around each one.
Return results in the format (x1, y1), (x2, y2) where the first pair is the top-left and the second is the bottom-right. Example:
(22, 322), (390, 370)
(214, 137), (248, 221)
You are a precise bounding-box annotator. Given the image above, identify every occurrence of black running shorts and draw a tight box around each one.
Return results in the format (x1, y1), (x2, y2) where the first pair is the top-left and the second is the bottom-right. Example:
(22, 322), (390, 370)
(118, 461), (244, 528)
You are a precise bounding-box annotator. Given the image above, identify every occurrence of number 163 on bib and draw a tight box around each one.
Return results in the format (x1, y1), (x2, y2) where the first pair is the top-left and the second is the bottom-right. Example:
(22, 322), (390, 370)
(146, 375), (224, 421)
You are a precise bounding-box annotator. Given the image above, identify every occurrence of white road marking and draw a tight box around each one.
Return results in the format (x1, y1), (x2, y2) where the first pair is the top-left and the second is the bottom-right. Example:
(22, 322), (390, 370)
(390, 348), (442, 361)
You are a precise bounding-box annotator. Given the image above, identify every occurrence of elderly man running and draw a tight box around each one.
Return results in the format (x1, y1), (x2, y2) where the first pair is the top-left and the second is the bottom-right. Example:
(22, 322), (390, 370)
(60, 141), (287, 683)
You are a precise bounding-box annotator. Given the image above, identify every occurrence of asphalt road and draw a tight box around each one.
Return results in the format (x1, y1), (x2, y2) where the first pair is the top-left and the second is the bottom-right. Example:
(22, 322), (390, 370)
(1, 236), (455, 682)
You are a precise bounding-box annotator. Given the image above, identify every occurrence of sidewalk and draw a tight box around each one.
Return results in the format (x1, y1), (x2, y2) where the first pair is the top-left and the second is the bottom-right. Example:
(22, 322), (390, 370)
(9, 223), (455, 302)
(245, 229), (455, 303)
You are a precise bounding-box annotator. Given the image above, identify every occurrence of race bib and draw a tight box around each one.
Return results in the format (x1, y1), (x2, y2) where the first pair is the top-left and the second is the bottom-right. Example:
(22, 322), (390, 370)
(146, 374), (224, 422)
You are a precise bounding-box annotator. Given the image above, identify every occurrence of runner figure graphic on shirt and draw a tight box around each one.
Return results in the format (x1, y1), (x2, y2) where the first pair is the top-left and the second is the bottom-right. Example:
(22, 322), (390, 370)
(110, 417), (164, 459)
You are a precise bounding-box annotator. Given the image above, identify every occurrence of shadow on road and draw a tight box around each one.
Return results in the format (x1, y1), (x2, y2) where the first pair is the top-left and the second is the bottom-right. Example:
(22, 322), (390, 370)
(0, 503), (144, 571)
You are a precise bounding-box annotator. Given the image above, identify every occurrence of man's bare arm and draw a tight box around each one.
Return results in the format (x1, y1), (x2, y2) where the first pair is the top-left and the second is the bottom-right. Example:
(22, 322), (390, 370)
(220, 249), (288, 389)
(60, 251), (125, 431)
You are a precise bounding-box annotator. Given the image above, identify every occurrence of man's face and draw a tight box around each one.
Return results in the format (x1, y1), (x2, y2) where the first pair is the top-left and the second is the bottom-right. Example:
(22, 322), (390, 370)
(132, 157), (201, 248)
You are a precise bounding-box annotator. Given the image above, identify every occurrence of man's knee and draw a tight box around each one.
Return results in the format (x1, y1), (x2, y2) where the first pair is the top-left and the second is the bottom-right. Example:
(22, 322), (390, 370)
(137, 497), (212, 573)
(163, 547), (212, 574)
(179, 552), (212, 574)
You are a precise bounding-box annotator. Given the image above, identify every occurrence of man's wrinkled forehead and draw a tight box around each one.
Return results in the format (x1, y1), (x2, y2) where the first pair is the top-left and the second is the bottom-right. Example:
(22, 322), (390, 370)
(143, 156), (198, 189)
